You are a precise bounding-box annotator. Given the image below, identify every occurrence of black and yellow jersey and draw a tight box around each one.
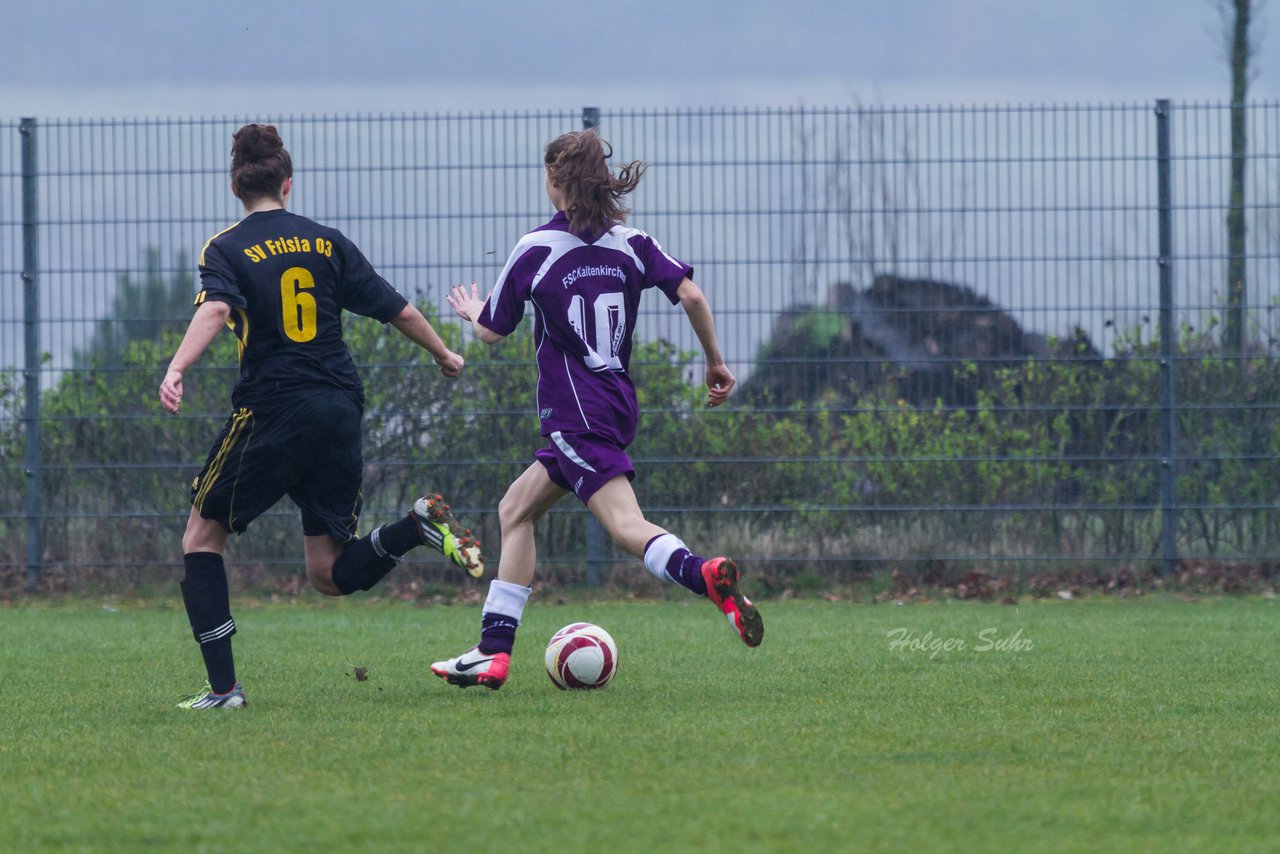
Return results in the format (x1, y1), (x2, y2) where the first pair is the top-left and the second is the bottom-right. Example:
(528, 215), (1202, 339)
(196, 209), (408, 410)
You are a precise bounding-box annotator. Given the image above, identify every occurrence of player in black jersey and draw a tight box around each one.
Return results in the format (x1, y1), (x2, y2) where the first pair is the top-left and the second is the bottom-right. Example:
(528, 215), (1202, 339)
(159, 124), (482, 709)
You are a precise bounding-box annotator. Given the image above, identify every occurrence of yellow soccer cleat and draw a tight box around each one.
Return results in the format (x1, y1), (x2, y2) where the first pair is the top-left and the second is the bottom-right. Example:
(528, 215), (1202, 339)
(411, 493), (484, 578)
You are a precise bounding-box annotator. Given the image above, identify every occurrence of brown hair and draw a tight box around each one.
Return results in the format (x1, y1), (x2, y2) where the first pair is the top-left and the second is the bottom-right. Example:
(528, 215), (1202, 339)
(230, 123), (292, 204)
(544, 129), (646, 236)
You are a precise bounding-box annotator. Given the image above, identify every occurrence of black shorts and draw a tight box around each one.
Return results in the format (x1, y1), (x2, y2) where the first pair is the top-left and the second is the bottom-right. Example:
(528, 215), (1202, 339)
(190, 389), (364, 542)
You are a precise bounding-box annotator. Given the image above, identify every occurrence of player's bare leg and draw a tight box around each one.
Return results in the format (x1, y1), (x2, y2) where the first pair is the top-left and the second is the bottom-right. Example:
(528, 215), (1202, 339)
(304, 534), (344, 595)
(586, 475), (667, 557)
(182, 508), (228, 555)
(431, 464), (566, 689)
(591, 475), (763, 647)
(495, 463), (568, 587)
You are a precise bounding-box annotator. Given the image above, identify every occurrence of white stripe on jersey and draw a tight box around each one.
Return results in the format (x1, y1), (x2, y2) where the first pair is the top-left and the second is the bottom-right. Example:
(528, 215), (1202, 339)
(593, 225), (680, 276)
(491, 223), (662, 302)
(528, 232), (588, 294)
(595, 226), (649, 275)
(562, 353), (592, 430)
(531, 301), (554, 427)
(550, 431), (598, 472)
(490, 231), (583, 307)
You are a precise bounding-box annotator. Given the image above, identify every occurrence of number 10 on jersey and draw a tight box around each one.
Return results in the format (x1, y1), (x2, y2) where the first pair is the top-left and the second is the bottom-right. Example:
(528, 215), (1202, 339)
(568, 292), (626, 370)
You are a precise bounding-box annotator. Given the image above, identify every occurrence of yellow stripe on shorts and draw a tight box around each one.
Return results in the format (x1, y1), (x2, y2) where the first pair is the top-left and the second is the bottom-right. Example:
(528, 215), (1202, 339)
(194, 408), (253, 512)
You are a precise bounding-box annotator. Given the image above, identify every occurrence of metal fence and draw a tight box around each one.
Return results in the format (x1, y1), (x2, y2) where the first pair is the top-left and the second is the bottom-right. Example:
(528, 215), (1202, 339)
(3, 102), (1279, 590)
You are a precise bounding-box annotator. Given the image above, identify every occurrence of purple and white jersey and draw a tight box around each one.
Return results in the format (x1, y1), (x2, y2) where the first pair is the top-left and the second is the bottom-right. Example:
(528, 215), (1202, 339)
(479, 211), (693, 447)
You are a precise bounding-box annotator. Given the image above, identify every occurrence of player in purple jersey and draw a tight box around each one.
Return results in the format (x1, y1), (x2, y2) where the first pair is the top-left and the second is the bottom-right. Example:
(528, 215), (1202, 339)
(431, 129), (763, 690)
(160, 124), (484, 709)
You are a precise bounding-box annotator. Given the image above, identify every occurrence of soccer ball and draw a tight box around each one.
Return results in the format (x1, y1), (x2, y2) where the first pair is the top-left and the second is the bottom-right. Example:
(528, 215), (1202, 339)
(544, 622), (619, 690)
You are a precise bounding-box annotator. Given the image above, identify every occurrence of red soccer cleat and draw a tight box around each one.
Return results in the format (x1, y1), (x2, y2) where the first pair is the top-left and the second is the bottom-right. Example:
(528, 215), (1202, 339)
(701, 557), (764, 648)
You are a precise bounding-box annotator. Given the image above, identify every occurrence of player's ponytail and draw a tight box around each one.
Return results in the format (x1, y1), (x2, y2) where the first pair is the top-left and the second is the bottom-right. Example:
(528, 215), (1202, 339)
(544, 129), (646, 238)
(230, 124), (293, 204)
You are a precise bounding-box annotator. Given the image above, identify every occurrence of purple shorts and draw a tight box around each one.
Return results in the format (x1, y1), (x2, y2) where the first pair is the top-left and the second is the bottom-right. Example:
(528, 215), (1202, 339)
(535, 431), (635, 503)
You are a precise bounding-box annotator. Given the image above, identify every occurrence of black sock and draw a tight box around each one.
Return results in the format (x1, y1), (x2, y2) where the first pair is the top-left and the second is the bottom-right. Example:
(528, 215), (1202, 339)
(331, 534), (398, 595)
(199, 640), (237, 695)
(376, 515), (422, 557)
(181, 552), (237, 693)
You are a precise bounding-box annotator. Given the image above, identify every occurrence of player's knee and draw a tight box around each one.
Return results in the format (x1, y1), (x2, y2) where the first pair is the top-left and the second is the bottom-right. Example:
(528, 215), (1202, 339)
(182, 516), (226, 555)
(600, 513), (658, 558)
(498, 492), (534, 531)
(606, 520), (642, 551)
(306, 562), (343, 596)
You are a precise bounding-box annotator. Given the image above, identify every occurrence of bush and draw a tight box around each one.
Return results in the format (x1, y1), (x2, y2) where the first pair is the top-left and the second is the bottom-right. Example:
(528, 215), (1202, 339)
(6, 312), (1280, 589)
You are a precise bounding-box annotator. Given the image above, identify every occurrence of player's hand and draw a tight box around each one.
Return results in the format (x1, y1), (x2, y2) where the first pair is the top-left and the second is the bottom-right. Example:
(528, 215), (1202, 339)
(705, 363), (735, 407)
(159, 369), (184, 414)
(445, 283), (487, 322)
(436, 350), (464, 378)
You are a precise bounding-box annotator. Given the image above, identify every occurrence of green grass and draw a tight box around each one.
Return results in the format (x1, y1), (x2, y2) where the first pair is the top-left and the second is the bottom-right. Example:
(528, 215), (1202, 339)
(2, 595), (1278, 852)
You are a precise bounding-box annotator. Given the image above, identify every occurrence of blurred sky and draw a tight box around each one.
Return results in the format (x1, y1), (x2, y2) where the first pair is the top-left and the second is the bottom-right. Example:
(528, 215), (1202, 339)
(1, 0), (1275, 117)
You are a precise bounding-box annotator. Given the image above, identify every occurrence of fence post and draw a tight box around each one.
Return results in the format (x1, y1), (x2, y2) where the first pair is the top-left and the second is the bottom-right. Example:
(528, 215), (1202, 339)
(1155, 99), (1179, 577)
(581, 105), (605, 587)
(20, 117), (44, 592)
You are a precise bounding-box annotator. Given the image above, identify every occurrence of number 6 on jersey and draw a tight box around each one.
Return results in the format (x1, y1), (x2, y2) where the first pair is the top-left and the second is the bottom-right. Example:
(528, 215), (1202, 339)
(281, 266), (317, 342)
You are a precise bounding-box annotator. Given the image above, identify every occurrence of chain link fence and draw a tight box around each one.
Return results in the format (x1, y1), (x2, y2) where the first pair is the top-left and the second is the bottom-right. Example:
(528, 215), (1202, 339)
(3, 102), (1279, 591)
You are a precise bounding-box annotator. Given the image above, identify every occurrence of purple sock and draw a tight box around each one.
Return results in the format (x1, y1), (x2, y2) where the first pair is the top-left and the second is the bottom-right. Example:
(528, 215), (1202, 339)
(479, 613), (518, 655)
(644, 534), (708, 596)
(670, 549), (709, 595)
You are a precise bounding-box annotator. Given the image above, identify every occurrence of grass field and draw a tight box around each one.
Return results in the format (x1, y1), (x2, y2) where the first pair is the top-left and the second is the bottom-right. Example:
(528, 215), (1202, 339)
(1, 594), (1277, 852)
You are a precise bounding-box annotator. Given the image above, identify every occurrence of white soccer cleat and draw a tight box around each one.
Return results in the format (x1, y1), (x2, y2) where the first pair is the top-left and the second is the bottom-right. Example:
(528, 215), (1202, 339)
(430, 646), (510, 690)
(176, 682), (247, 709)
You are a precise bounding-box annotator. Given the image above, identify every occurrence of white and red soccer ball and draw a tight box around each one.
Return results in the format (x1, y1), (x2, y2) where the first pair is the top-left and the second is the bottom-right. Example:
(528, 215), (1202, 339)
(544, 622), (618, 690)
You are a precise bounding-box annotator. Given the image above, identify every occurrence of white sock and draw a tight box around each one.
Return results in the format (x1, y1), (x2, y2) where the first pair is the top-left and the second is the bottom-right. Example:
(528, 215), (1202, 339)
(484, 579), (533, 623)
(643, 533), (686, 583)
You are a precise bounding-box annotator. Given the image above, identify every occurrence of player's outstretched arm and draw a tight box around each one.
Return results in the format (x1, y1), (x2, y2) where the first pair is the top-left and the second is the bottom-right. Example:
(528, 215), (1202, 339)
(159, 300), (231, 414)
(675, 278), (735, 407)
(389, 303), (464, 377)
(446, 283), (504, 345)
